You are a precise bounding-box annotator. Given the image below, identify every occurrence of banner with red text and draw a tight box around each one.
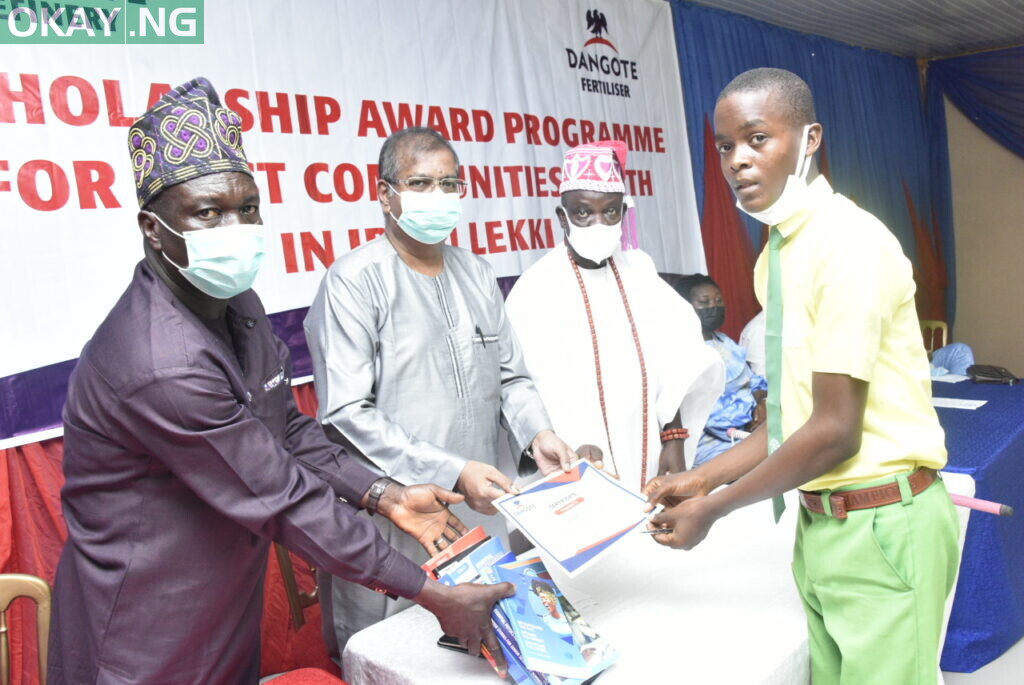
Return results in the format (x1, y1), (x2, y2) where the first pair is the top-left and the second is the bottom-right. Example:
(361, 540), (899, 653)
(0, 0), (702, 443)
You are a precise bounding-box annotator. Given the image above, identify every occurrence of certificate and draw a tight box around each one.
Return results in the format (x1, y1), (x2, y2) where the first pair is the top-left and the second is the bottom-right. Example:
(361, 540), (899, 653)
(494, 460), (653, 577)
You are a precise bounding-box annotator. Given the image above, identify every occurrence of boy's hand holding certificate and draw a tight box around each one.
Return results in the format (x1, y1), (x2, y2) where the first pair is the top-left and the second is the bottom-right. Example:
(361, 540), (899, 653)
(494, 460), (657, 577)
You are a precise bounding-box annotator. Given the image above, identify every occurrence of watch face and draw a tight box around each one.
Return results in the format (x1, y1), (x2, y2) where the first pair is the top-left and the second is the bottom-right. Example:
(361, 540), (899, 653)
(368, 479), (389, 514)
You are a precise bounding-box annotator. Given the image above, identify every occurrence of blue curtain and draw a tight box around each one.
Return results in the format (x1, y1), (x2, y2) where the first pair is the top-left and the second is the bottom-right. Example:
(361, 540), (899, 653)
(925, 46), (1024, 319)
(928, 46), (1024, 159)
(669, 0), (956, 322)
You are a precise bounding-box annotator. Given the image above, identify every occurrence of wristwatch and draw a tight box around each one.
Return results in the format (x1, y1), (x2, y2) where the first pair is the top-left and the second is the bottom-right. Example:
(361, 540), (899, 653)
(365, 477), (393, 516)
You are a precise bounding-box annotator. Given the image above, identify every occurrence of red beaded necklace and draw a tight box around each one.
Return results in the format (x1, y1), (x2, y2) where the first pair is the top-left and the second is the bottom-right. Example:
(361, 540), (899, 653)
(568, 250), (651, 489)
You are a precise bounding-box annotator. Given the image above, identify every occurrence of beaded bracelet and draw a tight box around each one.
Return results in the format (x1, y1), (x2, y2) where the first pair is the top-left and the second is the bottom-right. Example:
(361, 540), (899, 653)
(659, 428), (689, 443)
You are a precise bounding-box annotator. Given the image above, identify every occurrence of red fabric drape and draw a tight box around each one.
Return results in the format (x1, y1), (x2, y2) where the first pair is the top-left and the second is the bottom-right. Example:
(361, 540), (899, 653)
(699, 115), (761, 339)
(0, 439), (65, 685)
(261, 382), (340, 677)
(0, 383), (339, 684)
(902, 180), (949, 322)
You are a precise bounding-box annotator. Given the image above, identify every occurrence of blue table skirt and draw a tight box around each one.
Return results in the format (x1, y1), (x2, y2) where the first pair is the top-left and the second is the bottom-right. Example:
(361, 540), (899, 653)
(934, 381), (1024, 672)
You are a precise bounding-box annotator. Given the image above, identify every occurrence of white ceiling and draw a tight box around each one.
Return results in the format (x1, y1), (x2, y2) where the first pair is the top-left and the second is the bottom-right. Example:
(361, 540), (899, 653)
(687, 0), (1024, 58)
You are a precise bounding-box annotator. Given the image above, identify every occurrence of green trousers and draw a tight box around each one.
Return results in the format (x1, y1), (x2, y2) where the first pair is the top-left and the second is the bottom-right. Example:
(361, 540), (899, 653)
(792, 473), (960, 685)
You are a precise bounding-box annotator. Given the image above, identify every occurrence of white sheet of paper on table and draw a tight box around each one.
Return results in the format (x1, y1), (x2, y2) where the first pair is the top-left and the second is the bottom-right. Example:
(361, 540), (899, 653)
(932, 373), (970, 383)
(931, 397), (987, 410)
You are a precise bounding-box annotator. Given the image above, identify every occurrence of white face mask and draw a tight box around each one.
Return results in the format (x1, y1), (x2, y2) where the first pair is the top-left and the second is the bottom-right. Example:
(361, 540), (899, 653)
(736, 125), (813, 226)
(156, 214), (266, 299)
(566, 220), (622, 264)
(387, 185), (462, 245)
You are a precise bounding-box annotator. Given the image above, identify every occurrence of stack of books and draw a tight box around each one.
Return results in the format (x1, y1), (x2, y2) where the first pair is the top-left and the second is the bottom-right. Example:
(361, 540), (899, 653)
(423, 527), (619, 684)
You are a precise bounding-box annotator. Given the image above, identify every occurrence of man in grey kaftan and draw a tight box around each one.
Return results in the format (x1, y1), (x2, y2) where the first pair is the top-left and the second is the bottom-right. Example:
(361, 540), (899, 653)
(305, 127), (575, 656)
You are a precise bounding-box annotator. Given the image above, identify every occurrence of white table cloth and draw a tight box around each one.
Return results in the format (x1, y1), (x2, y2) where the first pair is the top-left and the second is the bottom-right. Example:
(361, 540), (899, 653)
(344, 493), (810, 684)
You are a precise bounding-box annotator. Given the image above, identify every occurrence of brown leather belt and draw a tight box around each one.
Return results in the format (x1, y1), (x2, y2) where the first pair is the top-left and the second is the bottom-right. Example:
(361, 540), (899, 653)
(798, 468), (937, 520)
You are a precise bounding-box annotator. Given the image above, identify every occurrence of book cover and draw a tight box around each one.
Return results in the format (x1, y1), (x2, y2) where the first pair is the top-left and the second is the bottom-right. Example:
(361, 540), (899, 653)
(494, 559), (591, 678)
(480, 566), (550, 685)
(552, 582), (619, 678)
(489, 588), (544, 684)
(436, 536), (514, 585)
(442, 556), (539, 684)
(498, 559), (618, 682)
(421, 525), (488, 578)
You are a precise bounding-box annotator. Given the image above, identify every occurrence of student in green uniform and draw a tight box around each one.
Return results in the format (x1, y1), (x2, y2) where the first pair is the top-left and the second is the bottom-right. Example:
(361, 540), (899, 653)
(643, 68), (959, 685)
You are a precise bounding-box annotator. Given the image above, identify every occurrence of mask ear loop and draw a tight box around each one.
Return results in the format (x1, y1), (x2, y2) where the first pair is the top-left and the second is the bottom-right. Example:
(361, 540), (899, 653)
(150, 211), (185, 239)
(149, 211), (189, 270)
(794, 125), (813, 180)
(620, 196), (638, 251)
(384, 181), (403, 226)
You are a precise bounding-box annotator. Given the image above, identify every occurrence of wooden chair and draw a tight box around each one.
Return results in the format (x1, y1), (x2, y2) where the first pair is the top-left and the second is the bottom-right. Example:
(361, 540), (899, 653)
(274, 544), (319, 630)
(0, 574), (51, 685)
(920, 319), (949, 354)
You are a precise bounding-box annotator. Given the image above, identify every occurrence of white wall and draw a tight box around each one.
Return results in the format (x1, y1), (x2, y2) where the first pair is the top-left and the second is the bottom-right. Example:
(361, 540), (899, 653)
(944, 98), (1024, 374)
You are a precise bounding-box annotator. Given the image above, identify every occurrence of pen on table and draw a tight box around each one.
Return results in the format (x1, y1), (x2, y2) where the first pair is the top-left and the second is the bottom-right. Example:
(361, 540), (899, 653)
(640, 527), (674, 535)
(949, 493), (1014, 516)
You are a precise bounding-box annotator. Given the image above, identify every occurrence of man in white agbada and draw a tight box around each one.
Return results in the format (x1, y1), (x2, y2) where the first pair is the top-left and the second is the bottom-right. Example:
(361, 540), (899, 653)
(506, 141), (724, 488)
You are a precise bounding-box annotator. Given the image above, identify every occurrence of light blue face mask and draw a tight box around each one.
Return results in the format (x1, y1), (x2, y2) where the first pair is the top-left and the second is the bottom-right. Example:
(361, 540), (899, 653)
(387, 185), (462, 245)
(154, 213), (266, 299)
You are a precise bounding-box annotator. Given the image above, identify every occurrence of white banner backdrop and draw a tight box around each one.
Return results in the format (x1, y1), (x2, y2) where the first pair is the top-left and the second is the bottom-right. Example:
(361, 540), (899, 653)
(0, 0), (703, 382)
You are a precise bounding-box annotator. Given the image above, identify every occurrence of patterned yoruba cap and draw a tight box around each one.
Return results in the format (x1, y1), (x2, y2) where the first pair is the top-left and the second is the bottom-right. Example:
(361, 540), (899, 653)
(558, 140), (628, 194)
(127, 77), (252, 207)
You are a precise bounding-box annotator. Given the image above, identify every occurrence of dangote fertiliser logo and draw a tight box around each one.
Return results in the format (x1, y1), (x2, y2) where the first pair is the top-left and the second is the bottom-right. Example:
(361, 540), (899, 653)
(565, 8), (639, 98)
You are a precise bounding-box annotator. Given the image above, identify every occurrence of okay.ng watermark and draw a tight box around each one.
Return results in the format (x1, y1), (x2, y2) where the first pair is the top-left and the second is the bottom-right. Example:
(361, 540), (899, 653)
(0, 0), (204, 44)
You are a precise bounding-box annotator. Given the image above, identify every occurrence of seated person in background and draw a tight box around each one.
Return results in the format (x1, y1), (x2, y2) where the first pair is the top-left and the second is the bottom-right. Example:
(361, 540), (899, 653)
(739, 309), (766, 376)
(930, 341), (975, 376)
(671, 274), (767, 467)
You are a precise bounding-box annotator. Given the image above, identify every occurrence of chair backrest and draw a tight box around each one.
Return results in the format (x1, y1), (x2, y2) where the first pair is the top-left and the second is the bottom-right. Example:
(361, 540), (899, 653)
(0, 574), (51, 685)
(274, 544), (319, 630)
(920, 319), (949, 354)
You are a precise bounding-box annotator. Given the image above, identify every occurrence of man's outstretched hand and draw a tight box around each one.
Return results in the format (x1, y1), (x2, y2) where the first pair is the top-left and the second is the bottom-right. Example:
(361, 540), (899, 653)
(574, 444), (605, 471)
(457, 461), (517, 515)
(379, 483), (469, 555)
(642, 469), (712, 510)
(643, 468), (717, 550)
(645, 497), (718, 550)
(416, 579), (516, 677)
(531, 430), (577, 475)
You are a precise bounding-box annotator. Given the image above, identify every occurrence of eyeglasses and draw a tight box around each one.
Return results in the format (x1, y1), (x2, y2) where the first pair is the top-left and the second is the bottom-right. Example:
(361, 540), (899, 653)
(389, 176), (468, 196)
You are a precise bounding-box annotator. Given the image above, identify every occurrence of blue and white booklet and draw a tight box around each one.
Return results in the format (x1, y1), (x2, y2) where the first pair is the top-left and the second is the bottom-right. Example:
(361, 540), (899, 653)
(434, 532), (618, 683)
(494, 558), (618, 680)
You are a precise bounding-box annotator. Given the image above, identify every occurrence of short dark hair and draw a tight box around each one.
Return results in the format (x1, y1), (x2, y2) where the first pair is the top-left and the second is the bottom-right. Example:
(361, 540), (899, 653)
(717, 68), (816, 127)
(665, 273), (719, 303)
(378, 127), (459, 185)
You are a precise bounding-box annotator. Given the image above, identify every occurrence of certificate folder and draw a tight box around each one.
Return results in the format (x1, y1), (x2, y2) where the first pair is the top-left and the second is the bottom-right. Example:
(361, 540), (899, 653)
(495, 461), (652, 577)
